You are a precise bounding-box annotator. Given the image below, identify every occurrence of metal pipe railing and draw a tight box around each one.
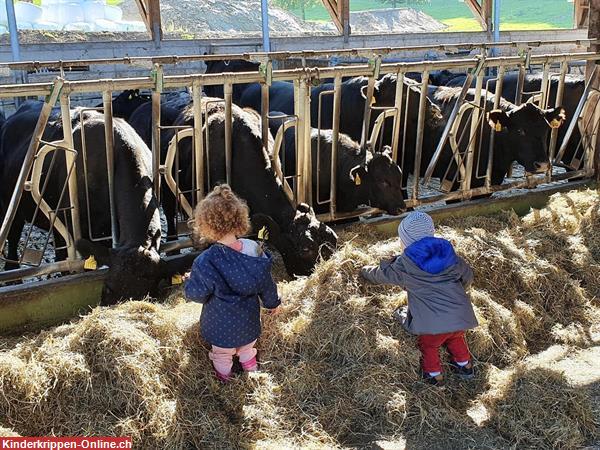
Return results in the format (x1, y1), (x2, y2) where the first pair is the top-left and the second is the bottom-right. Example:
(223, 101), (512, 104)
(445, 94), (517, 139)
(1, 38), (596, 72)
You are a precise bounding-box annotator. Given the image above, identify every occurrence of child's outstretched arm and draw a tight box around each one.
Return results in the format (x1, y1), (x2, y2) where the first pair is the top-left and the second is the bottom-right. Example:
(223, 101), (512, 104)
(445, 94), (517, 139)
(260, 273), (281, 310)
(360, 257), (405, 287)
(457, 256), (474, 288)
(184, 259), (214, 304)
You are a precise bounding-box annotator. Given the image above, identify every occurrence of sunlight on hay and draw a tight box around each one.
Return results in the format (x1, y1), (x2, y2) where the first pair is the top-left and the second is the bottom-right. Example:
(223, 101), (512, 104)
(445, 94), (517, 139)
(483, 366), (598, 449)
(0, 189), (598, 448)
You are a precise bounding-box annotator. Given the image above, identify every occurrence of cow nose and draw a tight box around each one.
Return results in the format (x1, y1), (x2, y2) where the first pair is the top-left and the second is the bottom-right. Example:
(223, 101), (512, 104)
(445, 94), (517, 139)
(534, 161), (551, 173)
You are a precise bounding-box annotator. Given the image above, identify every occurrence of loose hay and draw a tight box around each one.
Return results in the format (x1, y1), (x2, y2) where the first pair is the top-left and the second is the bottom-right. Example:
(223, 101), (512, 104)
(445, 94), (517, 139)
(0, 189), (599, 448)
(483, 366), (598, 449)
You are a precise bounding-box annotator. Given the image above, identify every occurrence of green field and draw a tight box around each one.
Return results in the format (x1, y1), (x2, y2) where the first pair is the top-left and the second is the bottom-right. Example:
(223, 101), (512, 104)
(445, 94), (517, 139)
(288, 0), (575, 32)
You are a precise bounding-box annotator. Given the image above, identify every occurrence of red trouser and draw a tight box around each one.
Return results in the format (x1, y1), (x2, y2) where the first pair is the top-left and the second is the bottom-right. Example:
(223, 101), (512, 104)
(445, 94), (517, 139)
(418, 331), (471, 374)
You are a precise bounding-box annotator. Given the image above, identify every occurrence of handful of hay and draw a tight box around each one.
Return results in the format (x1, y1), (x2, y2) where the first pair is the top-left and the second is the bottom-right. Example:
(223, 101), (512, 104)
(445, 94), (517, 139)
(0, 189), (598, 448)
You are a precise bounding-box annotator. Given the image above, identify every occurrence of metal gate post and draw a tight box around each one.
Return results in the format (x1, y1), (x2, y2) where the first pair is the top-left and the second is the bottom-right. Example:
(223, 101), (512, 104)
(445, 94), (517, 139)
(462, 69), (485, 195)
(151, 64), (163, 202)
(547, 61), (568, 180)
(555, 66), (599, 163)
(294, 78), (310, 205)
(192, 80), (205, 202)
(540, 63), (551, 109)
(329, 75), (342, 219)
(59, 92), (82, 260)
(302, 77), (313, 206)
(360, 55), (381, 150)
(486, 66), (505, 189)
(224, 82), (234, 185)
(391, 71), (405, 164)
(412, 70), (429, 200)
(102, 90), (118, 247)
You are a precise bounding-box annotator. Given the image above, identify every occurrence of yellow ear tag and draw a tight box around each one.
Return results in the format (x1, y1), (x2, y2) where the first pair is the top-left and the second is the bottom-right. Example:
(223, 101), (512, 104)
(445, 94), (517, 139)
(370, 96), (376, 106)
(550, 118), (562, 129)
(128, 94), (132, 100)
(258, 226), (269, 241)
(495, 122), (502, 132)
(171, 274), (183, 285)
(354, 173), (362, 186)
(84, 256), (97, 270)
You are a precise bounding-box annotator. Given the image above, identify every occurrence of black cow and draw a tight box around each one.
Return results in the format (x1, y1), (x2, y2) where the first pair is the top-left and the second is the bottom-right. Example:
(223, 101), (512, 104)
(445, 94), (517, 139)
(163, 98), (337, 277)
(95, 89), (151, 121)
(372, 74), (565, 189)
(203, 59), (261, 104)
(0, 102), (189, 304)
(268, 112), (405, 215)
(444, 72), (585, 168)
(239, 77), (371, 142)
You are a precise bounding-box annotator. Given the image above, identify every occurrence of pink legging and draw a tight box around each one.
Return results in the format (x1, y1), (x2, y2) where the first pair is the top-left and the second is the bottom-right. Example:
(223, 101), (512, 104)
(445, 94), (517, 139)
(209, 340), (258, 377)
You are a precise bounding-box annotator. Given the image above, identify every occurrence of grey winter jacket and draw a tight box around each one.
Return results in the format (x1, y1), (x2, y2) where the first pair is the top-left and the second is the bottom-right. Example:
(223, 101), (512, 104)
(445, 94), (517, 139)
(361, 237), (478, 335)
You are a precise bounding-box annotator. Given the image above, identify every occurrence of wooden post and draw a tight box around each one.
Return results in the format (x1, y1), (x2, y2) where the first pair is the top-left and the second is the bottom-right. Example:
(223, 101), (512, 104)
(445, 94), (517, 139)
(575, 0), (590, 29)
(134, 0), (162, 46)
(464, 0), (488, 30)
(588, 0), (600, 179)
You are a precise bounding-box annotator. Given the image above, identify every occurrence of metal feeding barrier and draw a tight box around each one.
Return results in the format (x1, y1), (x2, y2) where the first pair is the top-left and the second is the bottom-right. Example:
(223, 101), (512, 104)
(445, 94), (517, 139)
(0, 42), (598, 284)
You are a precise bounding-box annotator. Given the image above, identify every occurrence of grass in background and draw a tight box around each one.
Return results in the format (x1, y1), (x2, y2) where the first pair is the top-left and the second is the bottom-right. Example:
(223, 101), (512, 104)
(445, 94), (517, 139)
(286, 0), (574, 31)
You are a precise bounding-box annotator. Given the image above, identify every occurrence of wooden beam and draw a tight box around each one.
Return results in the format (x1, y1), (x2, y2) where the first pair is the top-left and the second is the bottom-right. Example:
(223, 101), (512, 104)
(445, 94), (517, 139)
(482, 0), (493, 34)
(575, 0), (590, 29)
(321, 0), (343, 33)
(134, 0), (162, 44)
(464, 0), (488, 31)
(588, 0), (600, 179)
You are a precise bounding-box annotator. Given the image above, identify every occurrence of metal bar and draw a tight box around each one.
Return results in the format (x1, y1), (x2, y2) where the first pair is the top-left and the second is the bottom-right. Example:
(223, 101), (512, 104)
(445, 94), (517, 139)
(2, 39), (597, 71)
(360, 76), (376, 150)
(515, 63), (527, 105)
(302, 77), (312, 206)
(151, 65), (163, 202)
(316, 89), (334, 206)
(422, 71), (475, 186)
(261, 83), (270, 152)
(260, 0), (270, 52)
(0, 259), (86, 284)
(391, 71), (405, 163)
(224, 83), (233, 185)
(462, 70), (485, 195)
(102, 91), (118, 247)
(59, 94), (81, 261)
(294, 79), (306, 205)
(1, 52), (599, 99)
(540, 63), (551, 109)
(485, 66), (505, 188)
(412, 70), (429, 201)
(330, 75), (342, 218)
(192, 80), (205, 202)
(548, 61), (568, 168)
(556, 65), (600, 162)
(0, 78), (63, 255)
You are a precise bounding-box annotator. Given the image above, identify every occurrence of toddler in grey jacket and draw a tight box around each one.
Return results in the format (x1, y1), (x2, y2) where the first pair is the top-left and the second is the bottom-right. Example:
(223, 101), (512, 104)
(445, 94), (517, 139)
(361, 211), (478, 386)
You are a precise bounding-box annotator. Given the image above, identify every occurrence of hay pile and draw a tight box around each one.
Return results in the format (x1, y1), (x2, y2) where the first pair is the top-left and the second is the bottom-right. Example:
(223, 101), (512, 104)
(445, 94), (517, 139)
(0, 189), (599, 448)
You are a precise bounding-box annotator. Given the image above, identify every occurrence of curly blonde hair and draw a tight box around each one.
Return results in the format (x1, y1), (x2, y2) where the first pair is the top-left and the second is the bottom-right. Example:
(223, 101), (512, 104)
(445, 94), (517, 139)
(191, 184), (251, 242)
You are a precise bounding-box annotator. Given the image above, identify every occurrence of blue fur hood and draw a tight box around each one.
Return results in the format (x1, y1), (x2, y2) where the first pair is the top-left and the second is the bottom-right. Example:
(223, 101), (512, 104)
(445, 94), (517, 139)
(404, 237), (458, 274)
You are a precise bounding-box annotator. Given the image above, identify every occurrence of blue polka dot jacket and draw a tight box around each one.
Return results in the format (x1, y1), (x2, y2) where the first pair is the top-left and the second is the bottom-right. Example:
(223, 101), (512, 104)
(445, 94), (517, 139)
(184, 243), (281, 348)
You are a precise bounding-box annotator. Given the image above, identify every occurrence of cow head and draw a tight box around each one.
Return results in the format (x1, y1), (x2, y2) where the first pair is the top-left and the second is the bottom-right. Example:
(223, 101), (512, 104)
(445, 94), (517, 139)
(488, 104), (566, 174)
(252, 205), (337, 277)
(348, 147), (405, 215)
(107, 89), (151, 121)
(76, 239), (193, 306)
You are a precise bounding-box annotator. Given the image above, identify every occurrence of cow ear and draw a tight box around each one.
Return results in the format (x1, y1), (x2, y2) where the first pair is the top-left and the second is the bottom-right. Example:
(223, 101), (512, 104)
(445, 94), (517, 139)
(251, 213), (282, 242)
(158, 252), (198, 281)
(134, 89), (140, 97)
(76, 239), (112, 267)
(488, 109), (510, 132)
(380, 145), (392, 157)
(349, 164), (368, 185)
(545, 106), (566, 129)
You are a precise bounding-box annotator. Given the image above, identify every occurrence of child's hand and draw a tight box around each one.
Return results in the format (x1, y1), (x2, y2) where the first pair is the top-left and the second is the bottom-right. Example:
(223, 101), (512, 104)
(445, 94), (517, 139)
(182, 272), (191, 282)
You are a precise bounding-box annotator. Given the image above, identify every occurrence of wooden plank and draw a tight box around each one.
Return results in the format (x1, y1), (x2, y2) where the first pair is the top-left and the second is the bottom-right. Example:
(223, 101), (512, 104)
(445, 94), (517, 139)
(134, 0), (150, 28)
(133, 0), (162, 43)
(588, 0), (600, 179)
(464, 0), (487, 30)
(321, 0), (343, 33)
(575, 0), (590, 28)
(482, 0), (493, 34)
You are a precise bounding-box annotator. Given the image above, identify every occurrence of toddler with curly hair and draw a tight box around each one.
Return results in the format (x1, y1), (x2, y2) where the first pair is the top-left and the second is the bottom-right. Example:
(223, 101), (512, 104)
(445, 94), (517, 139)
(184, 184), (280, 382)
